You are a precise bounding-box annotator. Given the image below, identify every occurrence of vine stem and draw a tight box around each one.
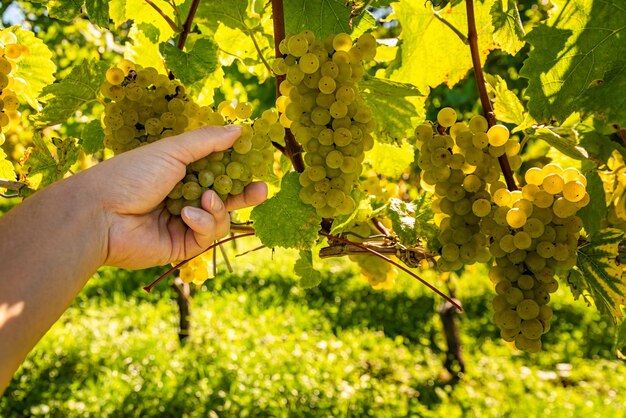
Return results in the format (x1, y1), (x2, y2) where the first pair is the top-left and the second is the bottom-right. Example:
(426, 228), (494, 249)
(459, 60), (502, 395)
(143, 232), (255, 292)
(144, 0), (178, 33)
(0, 179), (26, 191)
(271, 0), (305, 173)
(176, 0), (201, 50)
(248, 28), (273, 75)
(465, 0), (517, 191)
(319, 232), (463, 311)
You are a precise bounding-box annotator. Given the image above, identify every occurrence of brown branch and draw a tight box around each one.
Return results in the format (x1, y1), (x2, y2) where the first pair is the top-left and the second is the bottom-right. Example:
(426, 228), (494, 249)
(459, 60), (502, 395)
(171, 276), (192, 344)
(143, 232), (256, 292)
(0, 179), (26, 191)
(271, 0), (305, 173)
(144, 0), (178, 33)
(176, 0), (201, 50)
(319, 232), (462, 311)
(466, 0), (517, 191)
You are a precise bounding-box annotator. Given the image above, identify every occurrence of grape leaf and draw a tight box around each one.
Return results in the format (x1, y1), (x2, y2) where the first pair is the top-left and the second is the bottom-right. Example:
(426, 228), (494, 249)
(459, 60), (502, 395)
(485, 74), (533, 132)
(294, 250), (322, 288)
(0, 148), (16, 184)
(80, 120), (105, 155)
(160, 38), (219, 86)
(520, 0), (626, 126)
(33, 0), (82, 21)
(196, 0), (249, 31)
(2, 27), (56, 110)
(527, 127), (588, 160)
(283, 0), (374, 38)
(137, 23), (161, 43)
(364, 139), (414, 178)
(616, 317), (626, 360)
(123, 0), (179, 40)
(575, 229), (626, 321)
(577, 164), (607, 236)
(109, 0), (126, 26)
(32, 60), (109, 128)
(359, 76), (422, 142)
(250, 172), (322, 249)
(126, 24), (167, 71)
(390, 0), (496, 91)
(21, 134), (80, 190)
(386, 198), (418, 246)
(84, 0), (110, 27)
(490, 0), (524, 55)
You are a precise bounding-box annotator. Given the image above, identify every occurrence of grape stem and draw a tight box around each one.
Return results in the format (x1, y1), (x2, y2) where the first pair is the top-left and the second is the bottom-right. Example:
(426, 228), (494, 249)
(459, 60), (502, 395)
(432, 6), (469, 44)
(270, 0), (306, 173)
(319, 232), (463, 311)
(247, 28), (274, 75)
(144, 0), (179, 33)
(465, 0), (517, 191)
(142, 232), (256, 292)
(176, 0), (201, 50)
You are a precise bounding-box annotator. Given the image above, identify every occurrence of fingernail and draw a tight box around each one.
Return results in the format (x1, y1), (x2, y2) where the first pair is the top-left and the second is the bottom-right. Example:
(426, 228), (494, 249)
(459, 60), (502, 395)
(210, 192), (223, 211)
(183, 206), (202, 223)
(225, 125), (242, 132)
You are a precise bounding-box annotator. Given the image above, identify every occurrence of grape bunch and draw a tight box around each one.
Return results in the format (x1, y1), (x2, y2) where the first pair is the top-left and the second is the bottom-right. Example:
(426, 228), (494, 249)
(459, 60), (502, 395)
(100, 60), (281, 215)
(164, 104), (280, 215)
(416, 108), (520, 272)
(362, 170), (400, 202)
(272, 31), (377, 217)
(487, 164), (588, 352)
(0, 31), (27, 145)
(345, 220), (398, 289)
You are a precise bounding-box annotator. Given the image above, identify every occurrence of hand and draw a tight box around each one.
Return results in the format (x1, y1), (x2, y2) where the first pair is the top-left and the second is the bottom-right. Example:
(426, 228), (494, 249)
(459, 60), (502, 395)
(88, 125), (268, 269)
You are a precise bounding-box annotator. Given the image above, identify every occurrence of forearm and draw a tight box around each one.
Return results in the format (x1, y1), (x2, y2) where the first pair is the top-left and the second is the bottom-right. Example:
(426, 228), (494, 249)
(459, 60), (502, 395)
(0, 172), (107, 391)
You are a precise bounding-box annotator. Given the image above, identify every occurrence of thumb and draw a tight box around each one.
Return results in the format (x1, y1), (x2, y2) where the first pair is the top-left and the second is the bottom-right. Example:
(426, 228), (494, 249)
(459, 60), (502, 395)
(152, 125), (242, 165)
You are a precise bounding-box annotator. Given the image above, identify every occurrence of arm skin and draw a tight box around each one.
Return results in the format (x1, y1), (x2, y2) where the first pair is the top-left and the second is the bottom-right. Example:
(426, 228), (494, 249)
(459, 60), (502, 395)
(0, 125), (267, 393)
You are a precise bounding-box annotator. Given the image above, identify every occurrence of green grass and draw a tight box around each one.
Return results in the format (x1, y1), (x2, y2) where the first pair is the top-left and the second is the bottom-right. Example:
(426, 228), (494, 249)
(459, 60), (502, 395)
(2, 241), (626, 417)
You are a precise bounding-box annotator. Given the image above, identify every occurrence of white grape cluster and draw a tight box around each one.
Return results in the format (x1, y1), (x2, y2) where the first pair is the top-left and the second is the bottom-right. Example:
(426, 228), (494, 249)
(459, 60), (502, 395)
(416, 108), (520, 272)
(165, 104), (280, 214)
(101, 61), (281, 214)
(487, 164), (588, 352)
(272, 31), (377, 217)
(345, 220), (397, 289)
(0, 31), (27, 146)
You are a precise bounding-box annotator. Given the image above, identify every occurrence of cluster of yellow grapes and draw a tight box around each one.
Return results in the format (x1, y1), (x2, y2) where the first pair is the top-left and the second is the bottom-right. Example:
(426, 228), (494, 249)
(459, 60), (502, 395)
(0, 31), (28, 146)
(272, 31), (377, 217)
(362, 170), (400, 202)
(345, 220), (397, 289)
(419, 107), (589, 352)
(179, 249), (215, 286)
(100, 61), (280, 215)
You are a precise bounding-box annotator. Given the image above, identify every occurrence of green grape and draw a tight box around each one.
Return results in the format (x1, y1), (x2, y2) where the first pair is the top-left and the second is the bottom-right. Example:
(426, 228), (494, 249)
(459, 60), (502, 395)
(287, 35), (309, 57)
(472, 199), (492, 217)
(492, 188), (512, 207)
(182, 182), (202, 200)
(213, 175), (233, 195)
(234, 102), (253, 119)
(487, 124), (509, 147)
(513, 231), (532, 250)
(198, 170), (215, 187)
(542, 173), (564, 194)
(468, 115), (488, 133)
(325, 150), (344, 169)
(437, 107), (457, 128)
(525, 167), (544, 186)
(299, 53), (320, 74)
(332, 33), (353, 52)
(106, 67), (125, 85)
(562, 180), (586, 202)
(318, 76), (336, 94)
(506, 208), (527, 229)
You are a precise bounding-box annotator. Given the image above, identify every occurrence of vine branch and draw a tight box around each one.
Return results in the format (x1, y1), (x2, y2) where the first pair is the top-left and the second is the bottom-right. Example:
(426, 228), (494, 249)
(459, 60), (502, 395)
(176, 0), (201, 50)
(144, 0), (178, 33)
(271, 0), (305, 173)
(465, 0), (517, 191)
(319, 232), (462, 311)
(0, 179), (26, 191)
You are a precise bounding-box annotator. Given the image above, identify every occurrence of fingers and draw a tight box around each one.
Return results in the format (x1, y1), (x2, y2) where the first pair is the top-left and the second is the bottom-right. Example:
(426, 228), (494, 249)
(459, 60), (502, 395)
(153, 125), (243, 165)
(224, 182), (268, 212)
(180, 191), (230, 250)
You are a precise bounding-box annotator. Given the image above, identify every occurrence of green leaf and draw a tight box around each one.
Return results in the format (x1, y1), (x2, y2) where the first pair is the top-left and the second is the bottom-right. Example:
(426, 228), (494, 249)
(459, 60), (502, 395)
(84, 0), (110, 26)
(0, 148), (16, 184)
(528, 127), (588, 160)
(294, 250), (322, 288)
(123, 0), (178, 40)
(33, 60), (109, 128)
(616, 317), (626, 359)
(364, 139), (414, 178)
(485, 74), (533, 131)
(520, 0), (626, 126)
(160, 38), (219, 86)
(2, 27), (56, 110)
(283, 0), (374, 38)
(490, 0), (524, 55)
(386, 198), (419, 246)
(577, 166), (607, 236)
(390, 0), (496, 91)
(576, 229), (626, 321)
(250, 172), (322, 249)
(137, 23), (161, 43)
(196, 0), (249, 31)
(359, 76), (422, 142)
(22, 134), (80, 190)
(80, 120), (105, 155)
(577, 121), (626, 164)
(34, 0), (83, 21)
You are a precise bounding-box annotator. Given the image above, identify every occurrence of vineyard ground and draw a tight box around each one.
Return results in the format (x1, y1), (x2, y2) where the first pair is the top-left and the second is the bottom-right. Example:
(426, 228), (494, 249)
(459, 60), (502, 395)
(1, 239), (625, 417)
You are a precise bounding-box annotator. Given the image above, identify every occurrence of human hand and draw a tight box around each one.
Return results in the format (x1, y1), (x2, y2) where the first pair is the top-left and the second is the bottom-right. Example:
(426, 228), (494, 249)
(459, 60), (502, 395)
(87, 126), (268, 269)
